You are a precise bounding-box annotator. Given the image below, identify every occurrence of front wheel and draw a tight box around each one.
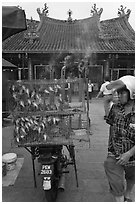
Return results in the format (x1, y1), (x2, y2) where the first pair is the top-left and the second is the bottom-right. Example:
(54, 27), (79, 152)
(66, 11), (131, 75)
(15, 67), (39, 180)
(44, 179), (58, 202)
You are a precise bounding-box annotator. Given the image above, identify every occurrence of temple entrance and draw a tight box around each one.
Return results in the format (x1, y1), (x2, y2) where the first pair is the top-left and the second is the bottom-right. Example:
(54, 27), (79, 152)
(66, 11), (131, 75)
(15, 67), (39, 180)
(88, 65), (103, 91)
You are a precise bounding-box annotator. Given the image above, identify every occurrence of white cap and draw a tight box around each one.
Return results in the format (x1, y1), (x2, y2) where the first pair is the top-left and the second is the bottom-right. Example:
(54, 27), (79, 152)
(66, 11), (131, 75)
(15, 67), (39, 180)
(106, 75), (135, 99)
(119, 75), (135, 99)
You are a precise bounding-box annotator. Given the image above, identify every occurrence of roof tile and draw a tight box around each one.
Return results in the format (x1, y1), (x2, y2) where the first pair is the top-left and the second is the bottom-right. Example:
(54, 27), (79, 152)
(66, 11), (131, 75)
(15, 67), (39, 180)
(2, 14), (135, 53)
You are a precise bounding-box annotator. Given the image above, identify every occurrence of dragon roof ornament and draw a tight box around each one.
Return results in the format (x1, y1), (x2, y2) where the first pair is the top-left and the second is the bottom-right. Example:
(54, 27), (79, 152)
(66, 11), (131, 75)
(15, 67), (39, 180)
(118, 5), (131, 19)
(90, 4), (103, 18)
(37, 3), (49, 19)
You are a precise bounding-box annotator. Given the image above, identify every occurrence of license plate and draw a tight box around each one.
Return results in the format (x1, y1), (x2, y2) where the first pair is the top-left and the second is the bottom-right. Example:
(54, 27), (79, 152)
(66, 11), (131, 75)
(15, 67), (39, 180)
(41, 165), (53, 175)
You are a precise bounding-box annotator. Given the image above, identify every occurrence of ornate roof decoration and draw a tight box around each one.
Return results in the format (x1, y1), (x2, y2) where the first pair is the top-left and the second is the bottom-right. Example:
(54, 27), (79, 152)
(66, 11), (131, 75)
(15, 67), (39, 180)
(37, 3), (49, 20)
(24, 17), (39, 43)
(90, 4), (103, 18)
(118, 5), (131, 19)
(2, 7), (134, 54)
(17, 5), (22, 9)
(67, 9), (73, 22)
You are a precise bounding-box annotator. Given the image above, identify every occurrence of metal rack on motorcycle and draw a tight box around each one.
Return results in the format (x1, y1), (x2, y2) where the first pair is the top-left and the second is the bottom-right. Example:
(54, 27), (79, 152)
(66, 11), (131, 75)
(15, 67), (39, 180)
(7, 78), (90, 198)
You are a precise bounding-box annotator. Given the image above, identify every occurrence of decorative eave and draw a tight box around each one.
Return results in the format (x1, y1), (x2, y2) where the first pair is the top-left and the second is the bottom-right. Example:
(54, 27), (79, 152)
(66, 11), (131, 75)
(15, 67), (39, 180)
(2, 49), (135, 54)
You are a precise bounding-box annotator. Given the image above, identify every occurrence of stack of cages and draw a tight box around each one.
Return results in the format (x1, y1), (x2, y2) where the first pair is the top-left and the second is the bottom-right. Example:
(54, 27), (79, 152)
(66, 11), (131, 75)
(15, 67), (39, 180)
(8, 78), (86, 146)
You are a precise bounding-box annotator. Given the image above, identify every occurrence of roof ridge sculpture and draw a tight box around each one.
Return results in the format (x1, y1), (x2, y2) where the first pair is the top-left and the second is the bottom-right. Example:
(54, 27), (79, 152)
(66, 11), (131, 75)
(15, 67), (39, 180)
(38, 15), (101, 24)
(117, 5), (131, 19)
(36, 3), (103, 24)
(90, 3), (103, 18)
(37, 3), (49, 20)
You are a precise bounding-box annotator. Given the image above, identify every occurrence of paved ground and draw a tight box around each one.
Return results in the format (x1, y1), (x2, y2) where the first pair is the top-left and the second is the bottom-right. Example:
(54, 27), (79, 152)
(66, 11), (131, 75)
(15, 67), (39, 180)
(2, 98), (135, 202)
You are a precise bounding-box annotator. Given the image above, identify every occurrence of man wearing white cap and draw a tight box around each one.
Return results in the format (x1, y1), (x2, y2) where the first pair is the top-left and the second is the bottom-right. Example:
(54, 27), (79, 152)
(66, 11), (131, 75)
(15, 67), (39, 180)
(104, 75), (135, 202)
(106, 75), (135, 99)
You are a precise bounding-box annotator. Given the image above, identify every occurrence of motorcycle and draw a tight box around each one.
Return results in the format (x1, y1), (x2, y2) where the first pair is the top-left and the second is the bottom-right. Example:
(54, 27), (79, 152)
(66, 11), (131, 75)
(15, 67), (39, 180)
(36, 144), (78, 202)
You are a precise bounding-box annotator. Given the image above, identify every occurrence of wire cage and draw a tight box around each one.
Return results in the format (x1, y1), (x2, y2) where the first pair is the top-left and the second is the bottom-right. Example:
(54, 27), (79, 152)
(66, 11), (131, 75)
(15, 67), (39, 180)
(7, 78), (89, 146)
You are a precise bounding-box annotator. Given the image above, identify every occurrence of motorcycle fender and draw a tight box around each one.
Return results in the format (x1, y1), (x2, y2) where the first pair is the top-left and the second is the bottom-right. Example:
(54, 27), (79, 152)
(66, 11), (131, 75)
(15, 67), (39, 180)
(43, 177), (51, 190)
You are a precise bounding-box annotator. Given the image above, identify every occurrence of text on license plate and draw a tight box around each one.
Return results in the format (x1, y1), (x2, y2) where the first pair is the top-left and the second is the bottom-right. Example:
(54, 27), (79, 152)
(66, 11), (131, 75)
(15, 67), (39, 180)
(41, 165), (52, 175)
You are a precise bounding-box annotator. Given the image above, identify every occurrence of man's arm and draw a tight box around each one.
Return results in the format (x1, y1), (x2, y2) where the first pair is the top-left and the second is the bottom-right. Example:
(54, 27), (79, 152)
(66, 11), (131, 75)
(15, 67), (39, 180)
(96, 83), (104, 98)
(96, 91), (103, 98)
(127, 146), (135, 157)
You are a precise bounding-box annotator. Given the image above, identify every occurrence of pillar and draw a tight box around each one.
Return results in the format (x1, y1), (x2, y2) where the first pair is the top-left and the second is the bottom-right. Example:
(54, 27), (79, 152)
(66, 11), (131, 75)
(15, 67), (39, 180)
(22, 54), (25, 79)
(18, 68), (21, 80)
(28, 57), (33, 80)
(50, 65), (54, 80)
(78, 77), (83, 102)
(61, 66), (66, 103)
(104, 60), (110, 77)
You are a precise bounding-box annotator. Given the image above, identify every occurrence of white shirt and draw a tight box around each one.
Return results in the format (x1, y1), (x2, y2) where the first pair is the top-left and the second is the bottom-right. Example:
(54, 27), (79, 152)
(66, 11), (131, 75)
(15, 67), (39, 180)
(88, 83), (94, 92)
(100, 81), (113, 95)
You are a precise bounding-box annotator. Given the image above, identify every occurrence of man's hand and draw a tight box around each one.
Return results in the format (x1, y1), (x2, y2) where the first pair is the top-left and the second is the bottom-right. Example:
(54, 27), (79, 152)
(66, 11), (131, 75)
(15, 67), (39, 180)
(116, 152), (131, 165)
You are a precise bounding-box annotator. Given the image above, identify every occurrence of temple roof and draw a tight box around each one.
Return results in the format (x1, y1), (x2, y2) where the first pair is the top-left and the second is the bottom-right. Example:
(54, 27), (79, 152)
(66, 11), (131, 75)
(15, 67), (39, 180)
(2, 11), (135, 54)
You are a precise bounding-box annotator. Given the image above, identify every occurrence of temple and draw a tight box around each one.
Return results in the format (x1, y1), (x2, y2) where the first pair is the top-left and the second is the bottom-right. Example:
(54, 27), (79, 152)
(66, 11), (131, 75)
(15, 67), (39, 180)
(2, 3), (135, 86)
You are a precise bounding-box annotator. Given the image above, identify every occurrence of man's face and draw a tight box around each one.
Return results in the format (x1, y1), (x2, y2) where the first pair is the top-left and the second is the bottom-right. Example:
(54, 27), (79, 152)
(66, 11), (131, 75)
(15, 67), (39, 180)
(118, 90), (129, 105)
